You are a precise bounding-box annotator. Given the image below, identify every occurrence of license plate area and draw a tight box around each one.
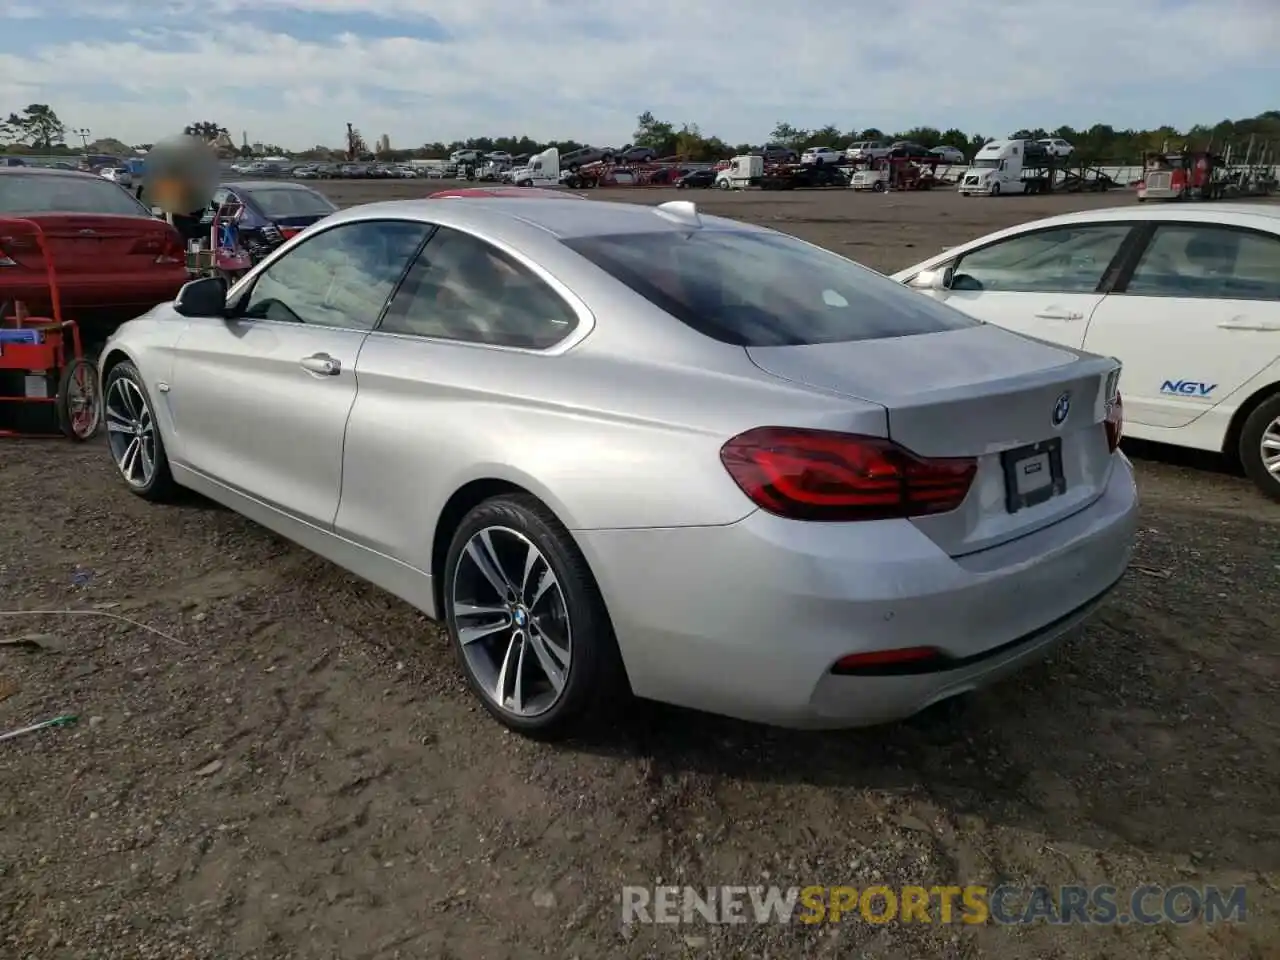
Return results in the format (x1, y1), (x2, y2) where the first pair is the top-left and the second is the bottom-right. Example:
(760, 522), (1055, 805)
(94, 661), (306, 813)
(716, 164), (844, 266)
(1001, 438), (1066, 514)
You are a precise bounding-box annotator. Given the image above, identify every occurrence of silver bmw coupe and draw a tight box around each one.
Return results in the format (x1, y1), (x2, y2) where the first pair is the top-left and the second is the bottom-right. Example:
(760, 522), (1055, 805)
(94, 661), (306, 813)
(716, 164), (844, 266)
(99, 196), (1137, 738)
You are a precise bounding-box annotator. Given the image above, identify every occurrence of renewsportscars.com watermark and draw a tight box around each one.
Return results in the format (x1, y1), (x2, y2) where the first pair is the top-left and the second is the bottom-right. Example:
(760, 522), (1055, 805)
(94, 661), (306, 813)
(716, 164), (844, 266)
(621, 884), (1247, 926)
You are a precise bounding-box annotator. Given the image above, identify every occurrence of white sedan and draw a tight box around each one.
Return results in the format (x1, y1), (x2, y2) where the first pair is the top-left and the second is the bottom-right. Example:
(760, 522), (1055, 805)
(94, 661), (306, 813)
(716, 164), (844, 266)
(800, 146), (843, 166)
(892, 204), (1280, 500)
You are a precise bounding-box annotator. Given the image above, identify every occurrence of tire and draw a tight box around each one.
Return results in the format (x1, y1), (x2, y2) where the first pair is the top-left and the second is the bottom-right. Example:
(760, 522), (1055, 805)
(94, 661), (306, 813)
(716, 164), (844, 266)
(56, 358), (101, 441)
(442, 494), (628, 739)
(991, 182), (1001, 196)
(1239, 394), (1280, 502)
(717, 178), (731, 190)
(872, 180), (885, 192)
(103, 360), (178, 502)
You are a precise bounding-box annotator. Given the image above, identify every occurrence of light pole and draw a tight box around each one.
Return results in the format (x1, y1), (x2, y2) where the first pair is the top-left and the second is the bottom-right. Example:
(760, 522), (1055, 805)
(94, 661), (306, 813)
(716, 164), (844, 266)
(74, 128), (90, 149)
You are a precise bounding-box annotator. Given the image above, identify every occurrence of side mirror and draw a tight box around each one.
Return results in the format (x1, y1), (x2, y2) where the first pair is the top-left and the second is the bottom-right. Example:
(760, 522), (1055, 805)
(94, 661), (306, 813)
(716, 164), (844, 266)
(910, 266), (954, 291)
(173, 275), (229, 318)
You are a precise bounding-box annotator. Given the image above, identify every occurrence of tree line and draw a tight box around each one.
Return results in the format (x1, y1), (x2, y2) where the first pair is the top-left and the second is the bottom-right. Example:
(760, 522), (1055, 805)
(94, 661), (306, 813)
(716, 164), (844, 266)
(3, 102), (1278, 165)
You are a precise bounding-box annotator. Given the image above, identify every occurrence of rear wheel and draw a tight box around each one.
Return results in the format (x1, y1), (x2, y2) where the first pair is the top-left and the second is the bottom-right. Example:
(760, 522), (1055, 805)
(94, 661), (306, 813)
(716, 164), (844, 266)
(1239, 394), (1280, 502)
(442, 495), (627, 739)
(56, 358), (101, 441)
(103, 361), (178, 501)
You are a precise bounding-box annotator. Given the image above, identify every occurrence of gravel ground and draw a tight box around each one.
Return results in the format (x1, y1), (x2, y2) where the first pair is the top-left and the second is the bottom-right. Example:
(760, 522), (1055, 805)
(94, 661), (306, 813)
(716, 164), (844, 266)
(2, 183), (1278, 959)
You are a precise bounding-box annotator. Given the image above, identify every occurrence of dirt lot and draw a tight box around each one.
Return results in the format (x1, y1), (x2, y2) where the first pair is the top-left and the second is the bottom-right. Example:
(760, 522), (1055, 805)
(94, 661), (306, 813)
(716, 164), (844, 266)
(2, 183), (1278, 959)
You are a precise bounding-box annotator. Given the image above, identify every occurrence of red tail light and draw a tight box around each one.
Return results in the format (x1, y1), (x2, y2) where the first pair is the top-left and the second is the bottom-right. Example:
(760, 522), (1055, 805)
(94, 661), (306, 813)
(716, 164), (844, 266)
(720, 427), (977, 522)
(131, 230), (184, 265)
(0, 233), (32, 266)
(1105, 392), (1123, 453)
(279, 227), (302, 240)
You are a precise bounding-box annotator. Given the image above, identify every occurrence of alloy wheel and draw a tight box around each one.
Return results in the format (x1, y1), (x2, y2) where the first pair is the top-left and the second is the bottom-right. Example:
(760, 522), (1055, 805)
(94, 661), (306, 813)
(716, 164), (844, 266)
(105, 377), (156, 488)
(1262, 415), (1280, 478)
(451, 526), (573, 718)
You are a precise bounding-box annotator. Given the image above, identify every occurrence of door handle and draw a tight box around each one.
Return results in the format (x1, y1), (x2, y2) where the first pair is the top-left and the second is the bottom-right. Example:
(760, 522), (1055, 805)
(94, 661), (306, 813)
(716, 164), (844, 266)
(1218, 319), (1280, 331)
(1034, 309), (1084, 321)
(300, 352), (341, 376)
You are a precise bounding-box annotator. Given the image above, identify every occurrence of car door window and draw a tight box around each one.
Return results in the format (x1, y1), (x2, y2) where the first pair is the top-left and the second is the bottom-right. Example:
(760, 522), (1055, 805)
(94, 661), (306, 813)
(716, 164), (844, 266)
(1123, 224), (1280, 300)
(380, 226), (579, 349)
(242, 220), (430, 329)
(950, 223), (1134, 293)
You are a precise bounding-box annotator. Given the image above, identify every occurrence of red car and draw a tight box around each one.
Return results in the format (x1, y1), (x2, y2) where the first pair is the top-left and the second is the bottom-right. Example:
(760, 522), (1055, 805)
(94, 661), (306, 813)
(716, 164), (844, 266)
(429, 186), (585, 199)
(0, 167), (188, 339)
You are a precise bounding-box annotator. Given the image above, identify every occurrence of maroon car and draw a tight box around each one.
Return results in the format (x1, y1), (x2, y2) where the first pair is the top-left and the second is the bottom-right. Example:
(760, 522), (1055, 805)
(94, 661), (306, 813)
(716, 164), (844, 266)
(0, 167), (188, 339)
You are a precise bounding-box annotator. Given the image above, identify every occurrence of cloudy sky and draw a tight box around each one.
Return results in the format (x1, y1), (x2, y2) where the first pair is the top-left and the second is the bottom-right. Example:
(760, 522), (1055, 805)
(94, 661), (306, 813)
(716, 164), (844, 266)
(2, 0), (1277, 150)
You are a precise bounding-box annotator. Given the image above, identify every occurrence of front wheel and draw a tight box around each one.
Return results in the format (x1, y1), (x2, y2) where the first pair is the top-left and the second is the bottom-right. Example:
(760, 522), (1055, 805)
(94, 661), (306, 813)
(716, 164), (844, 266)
(717, 178), (731, 190)
(442, 495), (628, 739)
(103, 360), (178, 501)
(1239, 394), (1280, 502)
(991, 182), (1001, 196)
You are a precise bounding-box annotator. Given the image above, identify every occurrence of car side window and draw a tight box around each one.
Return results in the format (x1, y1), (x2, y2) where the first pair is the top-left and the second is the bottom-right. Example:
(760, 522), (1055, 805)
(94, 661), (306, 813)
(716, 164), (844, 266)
(1124, 225), (1280, 300)
(950, 224), (1134, 294)
(241, 220), (430, 330)
(380, 226), (579, 349)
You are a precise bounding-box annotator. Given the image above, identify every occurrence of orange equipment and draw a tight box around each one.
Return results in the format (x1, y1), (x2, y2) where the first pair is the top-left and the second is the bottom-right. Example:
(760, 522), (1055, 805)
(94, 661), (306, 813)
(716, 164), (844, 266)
(0, 217), (101, 440)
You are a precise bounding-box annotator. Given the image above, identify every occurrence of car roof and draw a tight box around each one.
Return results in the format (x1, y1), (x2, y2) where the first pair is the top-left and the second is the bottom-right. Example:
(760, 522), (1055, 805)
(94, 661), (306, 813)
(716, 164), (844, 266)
(892, 202), (1280, 278)
(429, 187), (586, 200)
(1024, 203), (1280, 229)
(327, 196), (763, 239)
(224, 180), (316, 192)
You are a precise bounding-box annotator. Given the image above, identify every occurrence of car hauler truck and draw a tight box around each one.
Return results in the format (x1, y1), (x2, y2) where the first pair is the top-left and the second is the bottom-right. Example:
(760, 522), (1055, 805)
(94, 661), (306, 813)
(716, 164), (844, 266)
(714, 155), (848, 190)
(958, 139), (1117, 196)
(509, 148), (560, 187)
(957, 139), (1052, 196)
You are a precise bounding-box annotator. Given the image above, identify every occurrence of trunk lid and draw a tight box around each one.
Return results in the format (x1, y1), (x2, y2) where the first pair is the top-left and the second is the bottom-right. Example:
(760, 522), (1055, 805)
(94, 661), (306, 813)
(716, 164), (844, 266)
(746, 324), (1120, 556)
(1, 214), (180, 275)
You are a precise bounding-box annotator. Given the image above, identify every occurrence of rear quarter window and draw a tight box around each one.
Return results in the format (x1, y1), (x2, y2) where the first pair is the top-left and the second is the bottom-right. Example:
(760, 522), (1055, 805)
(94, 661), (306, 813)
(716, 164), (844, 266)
(563, 230), (980, 346)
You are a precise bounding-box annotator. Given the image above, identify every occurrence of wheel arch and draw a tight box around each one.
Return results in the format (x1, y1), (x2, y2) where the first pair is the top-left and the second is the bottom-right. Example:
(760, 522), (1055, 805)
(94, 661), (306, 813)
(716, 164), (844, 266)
(99, 346), (136, 381)
(429, 474), (587, 619)
(1222, 379), (1280, 464)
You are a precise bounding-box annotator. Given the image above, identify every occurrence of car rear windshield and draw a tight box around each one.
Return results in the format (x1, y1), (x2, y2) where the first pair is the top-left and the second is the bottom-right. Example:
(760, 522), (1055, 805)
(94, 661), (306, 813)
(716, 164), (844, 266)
(0, 173), (149, 216)
(243, 187), (337, 219)
(562, 229), (980, 346)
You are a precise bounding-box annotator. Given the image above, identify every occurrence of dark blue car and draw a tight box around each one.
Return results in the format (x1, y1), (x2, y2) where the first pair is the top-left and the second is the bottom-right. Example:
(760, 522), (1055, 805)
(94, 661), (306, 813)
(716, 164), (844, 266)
(201, 180), (339, 263)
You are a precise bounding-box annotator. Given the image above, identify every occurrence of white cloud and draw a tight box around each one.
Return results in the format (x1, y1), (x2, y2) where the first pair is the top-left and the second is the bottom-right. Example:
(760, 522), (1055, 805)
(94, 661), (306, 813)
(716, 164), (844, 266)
(1, 0), (1277, 148)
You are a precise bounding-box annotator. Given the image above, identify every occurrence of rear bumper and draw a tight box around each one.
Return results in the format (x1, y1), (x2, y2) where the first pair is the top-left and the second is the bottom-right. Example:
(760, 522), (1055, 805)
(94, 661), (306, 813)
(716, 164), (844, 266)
(575, 456), (1138, 728)
(2, 271), (186, 341)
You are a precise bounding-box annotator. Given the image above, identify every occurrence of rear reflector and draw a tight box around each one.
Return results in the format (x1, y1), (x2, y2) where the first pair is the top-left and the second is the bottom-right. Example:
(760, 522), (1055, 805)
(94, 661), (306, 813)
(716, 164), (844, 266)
(832, 646), (945, 675)
(720, 427), (977, 521)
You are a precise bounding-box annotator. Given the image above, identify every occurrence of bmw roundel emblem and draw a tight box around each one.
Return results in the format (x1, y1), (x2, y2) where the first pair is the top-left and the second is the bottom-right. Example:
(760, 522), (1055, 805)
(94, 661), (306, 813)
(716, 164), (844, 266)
(1052, 392), (1071, 427)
